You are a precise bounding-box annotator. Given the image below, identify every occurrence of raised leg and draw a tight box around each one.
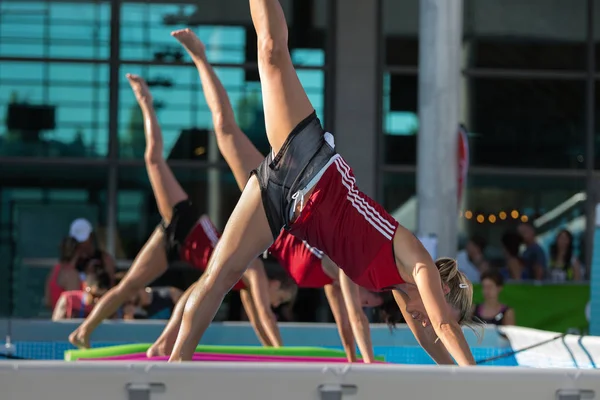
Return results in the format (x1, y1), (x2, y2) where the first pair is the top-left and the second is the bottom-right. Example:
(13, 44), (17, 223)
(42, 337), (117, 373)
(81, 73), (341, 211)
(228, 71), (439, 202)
(127, 74), (188, 222)
(249, 0), (315, 154)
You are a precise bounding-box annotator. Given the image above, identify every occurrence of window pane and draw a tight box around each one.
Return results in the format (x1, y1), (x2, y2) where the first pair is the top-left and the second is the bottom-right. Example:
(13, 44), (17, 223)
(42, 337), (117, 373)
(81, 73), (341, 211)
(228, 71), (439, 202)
(463, 175), (587, 280)
(0, 1), (111, 59)
(120, 1), (328, 67)
(118, 65), (325, 159)
(465, 78), (585, 168)
(0, 61), (110, 157)
(0, 164), (109, 318)
(381, 73), (418, 165)
(380, 172), (417, 231)
(593, 84), (600, 169)
(464, 0), (586, 71)
(382, 0), (419, 67)
(384, 0), (587, 70)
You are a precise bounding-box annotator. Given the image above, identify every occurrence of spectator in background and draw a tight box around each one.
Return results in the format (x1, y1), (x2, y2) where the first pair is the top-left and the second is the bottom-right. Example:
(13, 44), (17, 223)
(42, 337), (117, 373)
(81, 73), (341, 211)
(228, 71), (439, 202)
(518, 222), (547, 280)
(45, 236), (84, 309)
(501, 231), (523, 280)
(129, 286), (183, 320)
(457, 235), (491, 283)
(473, 270), (515, 326)
(52, 272), (111, 321)
(68, 218), (116, 283)
(548, 229), (582, 282)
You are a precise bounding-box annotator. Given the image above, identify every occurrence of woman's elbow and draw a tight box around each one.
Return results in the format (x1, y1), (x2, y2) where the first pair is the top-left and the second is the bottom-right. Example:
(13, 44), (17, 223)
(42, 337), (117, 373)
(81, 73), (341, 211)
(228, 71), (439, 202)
(433, 318), (460, 337)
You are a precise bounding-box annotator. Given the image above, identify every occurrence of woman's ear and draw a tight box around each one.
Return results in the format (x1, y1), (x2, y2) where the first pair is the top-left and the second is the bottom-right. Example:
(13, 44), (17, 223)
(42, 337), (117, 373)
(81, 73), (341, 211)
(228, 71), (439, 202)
(442, 284), (450, 295)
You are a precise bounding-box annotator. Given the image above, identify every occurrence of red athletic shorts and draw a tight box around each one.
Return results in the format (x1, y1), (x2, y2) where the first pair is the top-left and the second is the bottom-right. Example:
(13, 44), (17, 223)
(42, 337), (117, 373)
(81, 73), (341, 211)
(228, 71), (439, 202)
(180, 215), (246, 291)
(290, 155), (404, 291)
(180, 215), (220, 271)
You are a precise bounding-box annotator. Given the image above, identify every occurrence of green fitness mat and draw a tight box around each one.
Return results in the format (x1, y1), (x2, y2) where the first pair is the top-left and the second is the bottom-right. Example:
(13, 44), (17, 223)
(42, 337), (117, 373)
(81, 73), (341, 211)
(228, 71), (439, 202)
(65, 344), (385, 361)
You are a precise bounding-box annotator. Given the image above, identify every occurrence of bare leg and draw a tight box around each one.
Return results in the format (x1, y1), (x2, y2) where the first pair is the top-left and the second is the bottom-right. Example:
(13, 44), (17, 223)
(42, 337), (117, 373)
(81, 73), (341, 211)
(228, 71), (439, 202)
(126, 74), (187, 222)
(171, 29), (264, 191)
(169, 176), (273, 361)
(70, 229), (168, 348)
(147, 280), (198, 357)
(324, 284), (357, 362)
(250, 0), (315, 154)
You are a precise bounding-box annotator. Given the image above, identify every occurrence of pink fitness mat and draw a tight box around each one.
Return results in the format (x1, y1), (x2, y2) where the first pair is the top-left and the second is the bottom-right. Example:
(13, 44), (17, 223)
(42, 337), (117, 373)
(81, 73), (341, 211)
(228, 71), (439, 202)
(83, 352), (386, 363)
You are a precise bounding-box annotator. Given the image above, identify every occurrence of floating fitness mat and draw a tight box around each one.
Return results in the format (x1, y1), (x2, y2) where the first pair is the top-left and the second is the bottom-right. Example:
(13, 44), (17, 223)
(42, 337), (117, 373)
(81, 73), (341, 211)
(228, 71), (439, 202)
(65, 344), (385, 362)
(80, 352), (386, 363)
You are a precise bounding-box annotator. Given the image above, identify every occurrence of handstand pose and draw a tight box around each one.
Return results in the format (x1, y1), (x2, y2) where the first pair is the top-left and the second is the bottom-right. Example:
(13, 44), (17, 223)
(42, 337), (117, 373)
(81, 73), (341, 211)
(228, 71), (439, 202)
(169, 0), (476, 366)
(68, 74), (295, 351)
(153, 29), (384, 362)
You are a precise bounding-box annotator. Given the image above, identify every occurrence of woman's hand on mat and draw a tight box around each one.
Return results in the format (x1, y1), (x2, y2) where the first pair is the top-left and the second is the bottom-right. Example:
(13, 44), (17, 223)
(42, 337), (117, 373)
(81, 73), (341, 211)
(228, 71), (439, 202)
(69, 327), (90, 349)
(126, 74), (153, 108)
(171, 29), (206, 60)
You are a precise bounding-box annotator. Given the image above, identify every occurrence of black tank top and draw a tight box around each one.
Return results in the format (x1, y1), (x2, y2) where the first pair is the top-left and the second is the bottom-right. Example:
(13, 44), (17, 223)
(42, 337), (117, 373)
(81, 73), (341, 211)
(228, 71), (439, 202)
(143, 287), (175, 319)
(474, 304), (509, 325)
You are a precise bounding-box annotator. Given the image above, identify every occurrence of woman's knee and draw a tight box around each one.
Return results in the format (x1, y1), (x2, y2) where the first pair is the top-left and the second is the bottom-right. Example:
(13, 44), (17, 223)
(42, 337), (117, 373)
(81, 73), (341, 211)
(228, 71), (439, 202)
(144, 147), (165, 166)
(257, 35), (289, 68)
(117, 278), (145, 297)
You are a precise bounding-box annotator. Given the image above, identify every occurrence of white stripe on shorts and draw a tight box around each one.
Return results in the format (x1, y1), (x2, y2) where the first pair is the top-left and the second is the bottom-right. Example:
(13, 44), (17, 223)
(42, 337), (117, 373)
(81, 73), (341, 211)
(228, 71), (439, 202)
(302, 240), (324, 259)
(336, 158), (396, 233)
(199, 215), (220, 248)
(333, 158), (395, 240)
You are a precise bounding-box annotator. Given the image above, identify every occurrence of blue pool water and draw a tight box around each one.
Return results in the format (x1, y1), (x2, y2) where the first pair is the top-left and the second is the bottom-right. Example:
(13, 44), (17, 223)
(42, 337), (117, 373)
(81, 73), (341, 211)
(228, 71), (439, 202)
(0, 319), (518, 366)
(0, 341), (517, 365)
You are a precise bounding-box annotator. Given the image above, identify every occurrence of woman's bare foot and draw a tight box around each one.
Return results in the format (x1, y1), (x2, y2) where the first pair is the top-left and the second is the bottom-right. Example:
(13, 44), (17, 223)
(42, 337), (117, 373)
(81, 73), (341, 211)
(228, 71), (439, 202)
(171, 28), (206, 59)
(146, 337), (173, 358)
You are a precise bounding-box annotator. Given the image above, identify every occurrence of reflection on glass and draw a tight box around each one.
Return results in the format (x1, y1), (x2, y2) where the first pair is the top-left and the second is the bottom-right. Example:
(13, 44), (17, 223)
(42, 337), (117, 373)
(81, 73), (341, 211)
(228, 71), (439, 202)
(466, 78), (585, 168)
(382, 0), (419, 66)
(381, 73), (418, 165)
(120, 2), (327, 67)
(0, 1), (111, 59)
(0, 165), (108, 318)
(463, 0), (586, 70)
(0, 61), (110, 157)
(118, 66), (325, 159)
(117, 167), (239, 259)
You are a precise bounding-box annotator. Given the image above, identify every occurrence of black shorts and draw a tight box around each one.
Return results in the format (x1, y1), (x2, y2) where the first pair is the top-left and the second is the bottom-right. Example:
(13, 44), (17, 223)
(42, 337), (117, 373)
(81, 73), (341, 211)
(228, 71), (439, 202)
(251, 112), (336, 240)
(159, 200), (200, 262)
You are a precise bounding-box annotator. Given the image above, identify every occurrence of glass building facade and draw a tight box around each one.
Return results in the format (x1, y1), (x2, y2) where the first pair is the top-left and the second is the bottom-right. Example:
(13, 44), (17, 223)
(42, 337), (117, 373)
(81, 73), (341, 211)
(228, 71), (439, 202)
(0, 0), (596, 318)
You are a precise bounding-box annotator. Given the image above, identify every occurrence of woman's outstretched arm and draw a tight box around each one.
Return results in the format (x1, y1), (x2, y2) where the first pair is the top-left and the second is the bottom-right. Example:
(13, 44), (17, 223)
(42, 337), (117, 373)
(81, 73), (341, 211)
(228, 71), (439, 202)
(391, 290), (455, 365)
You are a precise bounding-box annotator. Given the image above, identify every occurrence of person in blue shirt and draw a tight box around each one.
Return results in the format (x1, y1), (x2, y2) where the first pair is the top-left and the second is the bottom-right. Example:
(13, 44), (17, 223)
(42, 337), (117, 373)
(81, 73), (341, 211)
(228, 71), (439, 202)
(518, 222), (547, 280)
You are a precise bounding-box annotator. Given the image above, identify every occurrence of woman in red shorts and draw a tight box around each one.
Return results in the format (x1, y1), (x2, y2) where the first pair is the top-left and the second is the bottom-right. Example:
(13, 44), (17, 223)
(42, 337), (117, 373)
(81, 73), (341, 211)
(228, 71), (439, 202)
(170, 0), (476, 366)
(145, 29), (386, 361)
(67, 74), (295, 350)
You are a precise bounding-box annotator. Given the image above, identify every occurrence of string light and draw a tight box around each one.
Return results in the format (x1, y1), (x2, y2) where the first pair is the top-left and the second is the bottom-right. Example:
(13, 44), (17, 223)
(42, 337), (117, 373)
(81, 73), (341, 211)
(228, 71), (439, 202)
(458, 209), (534, 224)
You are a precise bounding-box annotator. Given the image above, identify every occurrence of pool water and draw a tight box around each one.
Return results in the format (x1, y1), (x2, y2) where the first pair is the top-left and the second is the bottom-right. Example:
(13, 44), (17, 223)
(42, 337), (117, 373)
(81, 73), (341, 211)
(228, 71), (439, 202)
(0, 341), (517, 365)
(0, 320), (517, 365)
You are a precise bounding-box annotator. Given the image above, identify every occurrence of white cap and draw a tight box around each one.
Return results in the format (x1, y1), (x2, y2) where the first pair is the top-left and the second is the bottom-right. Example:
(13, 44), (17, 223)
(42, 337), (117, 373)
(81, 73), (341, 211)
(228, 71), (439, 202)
(69, 218), (93, 243)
